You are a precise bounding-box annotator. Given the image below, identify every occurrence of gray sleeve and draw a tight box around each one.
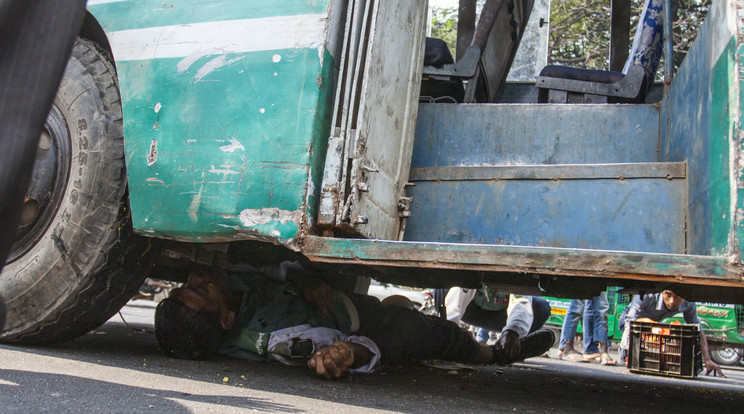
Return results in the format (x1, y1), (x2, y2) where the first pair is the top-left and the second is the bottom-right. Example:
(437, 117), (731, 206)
(624, 294), (647, 322)
(503, 295), (534, 338)
(682, 302), (701, 325)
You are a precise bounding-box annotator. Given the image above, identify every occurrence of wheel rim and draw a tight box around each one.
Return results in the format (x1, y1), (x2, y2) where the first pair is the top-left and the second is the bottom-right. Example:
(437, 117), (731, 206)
(713, 347), (742, 365)
(7, 105), (71, 263)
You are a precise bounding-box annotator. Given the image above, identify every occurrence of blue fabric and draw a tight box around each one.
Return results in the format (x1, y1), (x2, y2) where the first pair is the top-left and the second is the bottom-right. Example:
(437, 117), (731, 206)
(559, 294), (609, 353)
(538, 0), (672, 100)
(582, 299), (598, 353)
(476, 327), (490, 343)
(560, 299), (584, 350)
(623, 0), (668, 80)
(588, 292), (610, 349)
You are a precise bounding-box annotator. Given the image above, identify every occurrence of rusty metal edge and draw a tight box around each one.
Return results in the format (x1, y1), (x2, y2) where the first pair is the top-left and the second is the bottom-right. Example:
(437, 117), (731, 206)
(301, 235), (744, 287)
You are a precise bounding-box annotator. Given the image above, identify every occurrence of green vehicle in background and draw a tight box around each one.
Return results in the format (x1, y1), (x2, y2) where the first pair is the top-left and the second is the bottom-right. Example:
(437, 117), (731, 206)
(543, 289), (744, 366)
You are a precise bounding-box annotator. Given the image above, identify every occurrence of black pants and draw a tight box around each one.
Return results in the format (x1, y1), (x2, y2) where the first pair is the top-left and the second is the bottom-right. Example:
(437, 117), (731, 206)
(349, 294), (481, 364)
(462, 297), (551, 334)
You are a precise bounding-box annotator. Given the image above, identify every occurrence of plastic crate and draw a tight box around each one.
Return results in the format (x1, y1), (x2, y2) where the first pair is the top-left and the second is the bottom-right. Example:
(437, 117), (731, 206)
(628, 321), (703, 378)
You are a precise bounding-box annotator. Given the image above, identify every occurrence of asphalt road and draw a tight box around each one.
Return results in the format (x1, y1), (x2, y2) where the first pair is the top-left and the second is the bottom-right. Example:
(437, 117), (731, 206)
(1, 300), (742, 413)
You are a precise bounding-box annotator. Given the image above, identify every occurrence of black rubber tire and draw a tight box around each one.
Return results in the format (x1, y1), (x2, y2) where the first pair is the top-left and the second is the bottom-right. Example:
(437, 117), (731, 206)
(709, 346), (743, 366)
(0, 38), (156, 344)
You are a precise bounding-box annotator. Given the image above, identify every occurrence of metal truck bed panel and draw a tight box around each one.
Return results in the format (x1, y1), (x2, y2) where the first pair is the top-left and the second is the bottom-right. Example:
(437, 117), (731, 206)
(412, 103), (661, 168)
(404, 163), (687, 253)
(660, 0), (741, 258)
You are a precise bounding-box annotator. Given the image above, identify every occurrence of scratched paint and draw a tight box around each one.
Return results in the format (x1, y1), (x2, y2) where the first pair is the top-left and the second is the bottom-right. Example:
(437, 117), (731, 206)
(88, 1), (330, 32)
(194, 55), (246, 82)
(219, 137), (245, 153)
(660, 0), (740, 258)
(239, 207), (302, 228)
(89, 1), (340, 244)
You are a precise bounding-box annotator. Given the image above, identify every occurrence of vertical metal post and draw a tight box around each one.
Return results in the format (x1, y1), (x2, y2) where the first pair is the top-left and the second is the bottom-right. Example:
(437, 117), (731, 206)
(609, 0), (631, 72)
(662, 0), (674, 83)
(457, 0), (477, 60)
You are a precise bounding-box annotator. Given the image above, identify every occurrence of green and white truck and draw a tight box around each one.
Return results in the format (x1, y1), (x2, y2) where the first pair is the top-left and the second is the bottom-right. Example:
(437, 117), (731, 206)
(2, 0), (744, 345)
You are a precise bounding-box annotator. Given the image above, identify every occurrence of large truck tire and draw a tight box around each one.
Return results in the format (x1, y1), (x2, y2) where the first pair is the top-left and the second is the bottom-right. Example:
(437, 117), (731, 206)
(0, 38), (155, 344)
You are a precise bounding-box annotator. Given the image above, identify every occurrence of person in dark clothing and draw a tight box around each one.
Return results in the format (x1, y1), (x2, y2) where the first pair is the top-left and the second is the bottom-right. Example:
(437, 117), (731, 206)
(155, 261), (554, 379)
(617, 290), (725, 377)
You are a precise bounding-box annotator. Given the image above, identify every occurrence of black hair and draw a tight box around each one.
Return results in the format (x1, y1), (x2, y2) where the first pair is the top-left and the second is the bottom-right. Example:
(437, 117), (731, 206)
(154, 297), (224, 360)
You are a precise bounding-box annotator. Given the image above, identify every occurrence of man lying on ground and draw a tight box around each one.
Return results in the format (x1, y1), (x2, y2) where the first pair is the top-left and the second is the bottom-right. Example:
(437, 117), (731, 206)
(154, 261), (554, 379)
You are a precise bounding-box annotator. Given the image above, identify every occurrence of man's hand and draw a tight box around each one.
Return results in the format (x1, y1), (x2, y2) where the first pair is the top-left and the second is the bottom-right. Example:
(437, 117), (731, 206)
(496, 330), (521, 361)
(699, 330), (726, 378)
(704, 360), (726, 378)
(307, 341), (371, 379)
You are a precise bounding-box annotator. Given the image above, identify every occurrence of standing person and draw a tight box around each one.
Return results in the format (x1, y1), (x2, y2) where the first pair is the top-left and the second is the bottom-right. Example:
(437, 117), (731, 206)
(154, 261), (555, 379)
(586, 292), (616, 365)
(618, 290), (725, 377)
(559, 299), (595, 361)
(559, 294), (615, 364)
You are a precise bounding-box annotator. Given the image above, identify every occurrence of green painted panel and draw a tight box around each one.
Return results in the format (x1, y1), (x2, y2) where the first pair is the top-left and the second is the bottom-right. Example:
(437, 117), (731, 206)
(89, 0), (329, 32)
(709, 36), (737, 255)
(119, 47), (333, 244)
(738, 34), (744, 260)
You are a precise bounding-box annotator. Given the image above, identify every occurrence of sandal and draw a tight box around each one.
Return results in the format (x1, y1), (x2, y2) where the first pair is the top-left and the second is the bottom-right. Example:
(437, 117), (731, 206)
(583, 354), (601, 363)
(600, 354), (617, 366)
(563, 353), (590, 362)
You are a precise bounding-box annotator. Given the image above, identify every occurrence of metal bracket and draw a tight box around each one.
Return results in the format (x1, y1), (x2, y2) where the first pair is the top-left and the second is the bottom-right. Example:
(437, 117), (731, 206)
(422, 45), (481, 78)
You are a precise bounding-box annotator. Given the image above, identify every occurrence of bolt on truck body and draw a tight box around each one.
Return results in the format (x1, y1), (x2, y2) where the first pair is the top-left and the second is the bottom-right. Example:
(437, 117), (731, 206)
(2, 0), (744, 343)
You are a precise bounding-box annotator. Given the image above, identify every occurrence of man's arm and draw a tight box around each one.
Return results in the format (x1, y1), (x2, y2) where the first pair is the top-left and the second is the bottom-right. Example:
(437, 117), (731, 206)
(267, 325), (380, 378)
(623, 294), (648, 323)
(683, 303), (724, 377)
(444, 287), (476, 324)
(503, 295), (534, 338)
(496, 295), (534, 360)
(698, 329), (725, 377)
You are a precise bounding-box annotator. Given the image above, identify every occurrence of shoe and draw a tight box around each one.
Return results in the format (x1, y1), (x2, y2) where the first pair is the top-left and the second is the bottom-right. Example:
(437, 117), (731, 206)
(491, 329), (555, 365)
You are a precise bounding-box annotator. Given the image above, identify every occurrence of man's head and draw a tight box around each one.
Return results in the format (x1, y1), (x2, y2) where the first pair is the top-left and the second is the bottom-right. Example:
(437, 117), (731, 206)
(661, 290), (685, 312)
(154, 269), (237, 360)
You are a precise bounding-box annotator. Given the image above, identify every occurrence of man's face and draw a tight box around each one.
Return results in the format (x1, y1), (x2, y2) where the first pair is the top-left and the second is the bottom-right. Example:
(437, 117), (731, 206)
(170, 270), (231, 316)
(662, 290), (684, 311)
